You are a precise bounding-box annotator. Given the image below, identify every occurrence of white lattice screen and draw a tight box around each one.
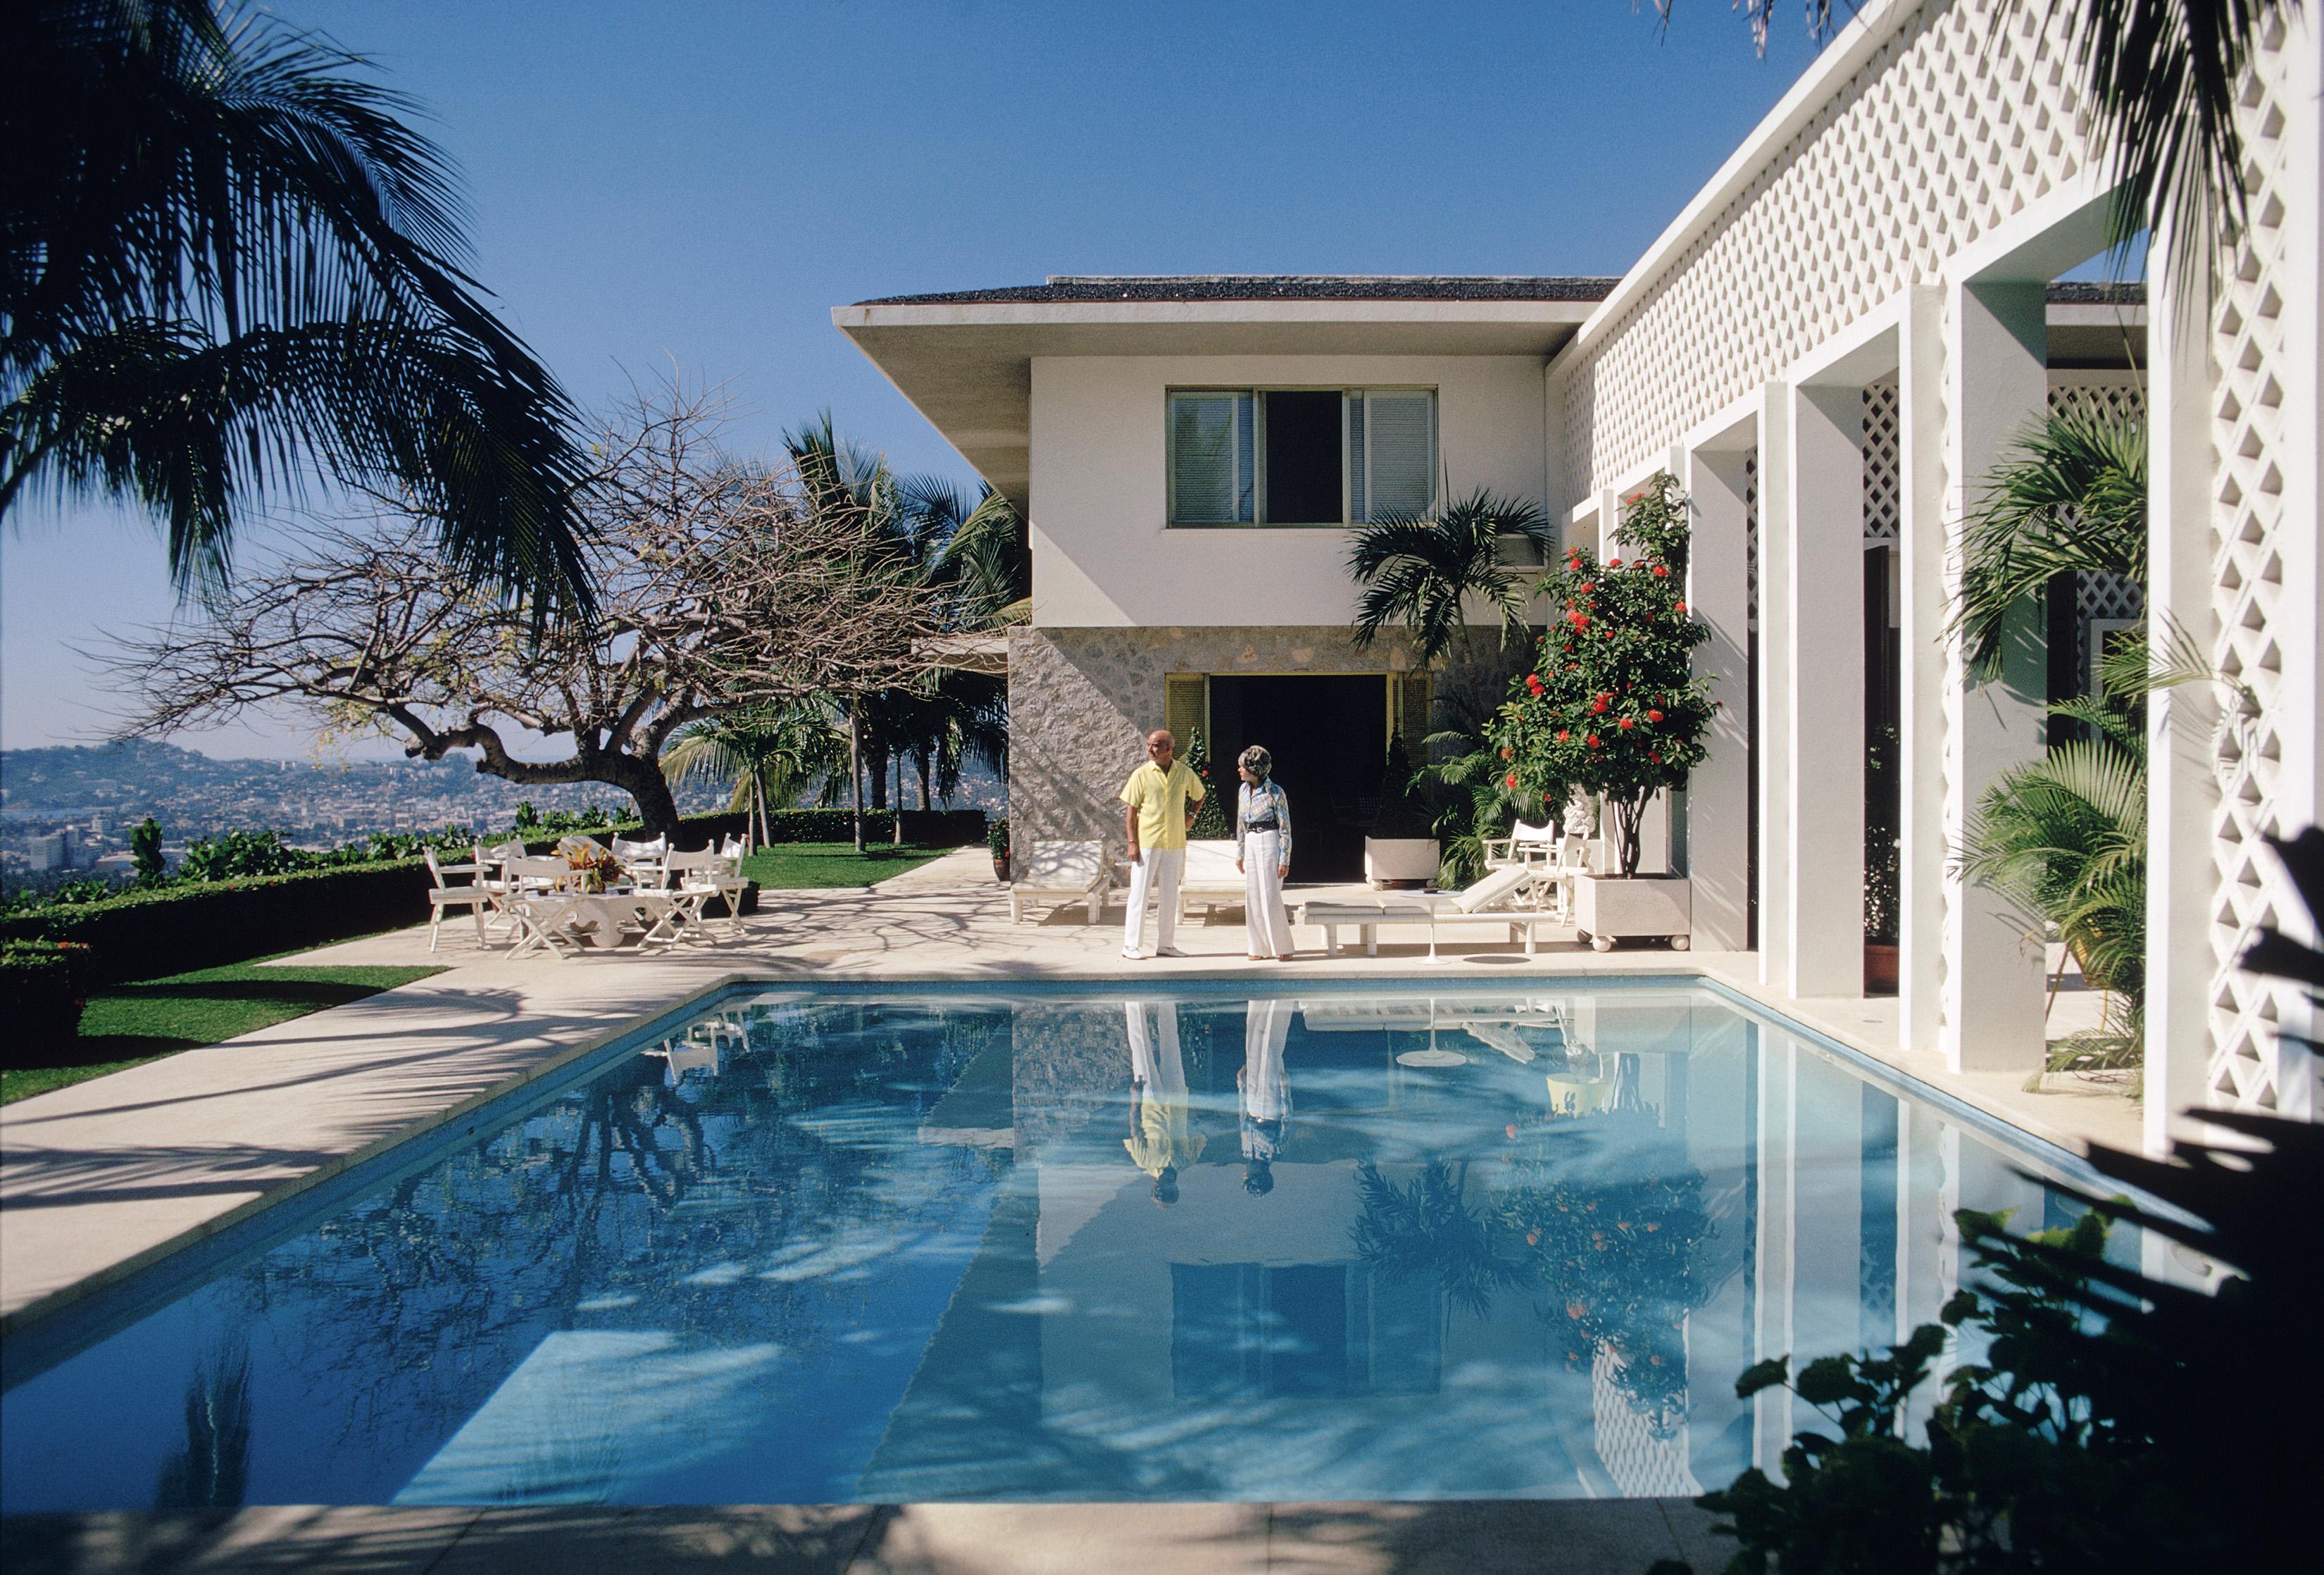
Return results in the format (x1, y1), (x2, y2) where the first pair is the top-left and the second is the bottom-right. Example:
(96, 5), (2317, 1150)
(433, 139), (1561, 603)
(1863, 381), (1901, 544)
(1558, 0), (2092, 505)
(2203, 16), (2304, 1114)
(1590, 1345), (1701, 1498)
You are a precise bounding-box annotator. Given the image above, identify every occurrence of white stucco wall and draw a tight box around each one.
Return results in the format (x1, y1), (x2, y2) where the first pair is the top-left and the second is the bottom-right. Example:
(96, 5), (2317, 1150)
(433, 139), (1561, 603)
(1028, 354), (1547, 628)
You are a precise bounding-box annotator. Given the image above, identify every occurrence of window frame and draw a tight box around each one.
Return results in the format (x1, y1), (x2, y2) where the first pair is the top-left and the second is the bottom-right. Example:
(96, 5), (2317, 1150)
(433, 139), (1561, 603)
(1165, 385), (1438, 529)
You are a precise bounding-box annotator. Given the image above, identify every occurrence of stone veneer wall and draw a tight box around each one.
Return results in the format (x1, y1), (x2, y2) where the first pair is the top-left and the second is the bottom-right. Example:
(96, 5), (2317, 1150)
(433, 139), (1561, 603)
(1007, 625), (1420, 848)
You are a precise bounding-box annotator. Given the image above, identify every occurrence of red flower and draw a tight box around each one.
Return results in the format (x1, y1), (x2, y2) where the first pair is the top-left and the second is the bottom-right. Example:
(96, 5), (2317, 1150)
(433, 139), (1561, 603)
(1589, 694), (1608, 714)
(1504, 773), (1518, 789)
(1556, 730), (1568, 742)
(1499, 746), (1513, 759)
(1567, 663), (1580, 672)
(1651, 564), (1670, 578)
(1674, 600), (1687, 614)
(1649, 751), (1663, 764)
(1579, 580), (1594, 592)
(1587, 733), (1602, 749)
(1647, 708), (1663, 723)
(1618, 717), (1634, 730)
(1566, 610), (1589, 629)
(1606, 557), (1622, 568)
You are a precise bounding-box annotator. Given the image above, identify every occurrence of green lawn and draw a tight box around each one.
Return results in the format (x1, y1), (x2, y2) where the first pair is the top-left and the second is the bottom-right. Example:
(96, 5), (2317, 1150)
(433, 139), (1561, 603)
(1, 959), (442, 1105)
(742, 840), (949, 889)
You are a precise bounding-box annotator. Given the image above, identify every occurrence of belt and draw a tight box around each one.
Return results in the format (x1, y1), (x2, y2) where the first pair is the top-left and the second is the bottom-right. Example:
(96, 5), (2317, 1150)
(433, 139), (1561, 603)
(1243, 818), (1281, 833)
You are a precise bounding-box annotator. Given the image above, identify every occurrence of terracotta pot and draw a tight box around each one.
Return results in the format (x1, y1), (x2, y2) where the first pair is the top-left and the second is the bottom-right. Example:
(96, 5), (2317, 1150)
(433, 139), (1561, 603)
(992, 854), (1010, 883)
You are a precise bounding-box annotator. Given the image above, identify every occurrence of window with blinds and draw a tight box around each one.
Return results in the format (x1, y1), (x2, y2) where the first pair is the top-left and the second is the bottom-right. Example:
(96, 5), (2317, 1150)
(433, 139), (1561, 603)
(1168, 388), (1435, 525)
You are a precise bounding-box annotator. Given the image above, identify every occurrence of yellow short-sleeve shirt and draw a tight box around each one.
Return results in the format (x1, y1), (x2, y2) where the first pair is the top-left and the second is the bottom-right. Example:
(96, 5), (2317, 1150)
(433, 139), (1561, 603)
(1120, 759), (1204, 852)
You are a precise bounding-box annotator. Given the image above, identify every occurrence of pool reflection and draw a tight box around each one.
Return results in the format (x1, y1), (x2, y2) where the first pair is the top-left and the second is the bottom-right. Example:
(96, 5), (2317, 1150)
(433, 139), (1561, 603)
(0, 988), (2120, 1509)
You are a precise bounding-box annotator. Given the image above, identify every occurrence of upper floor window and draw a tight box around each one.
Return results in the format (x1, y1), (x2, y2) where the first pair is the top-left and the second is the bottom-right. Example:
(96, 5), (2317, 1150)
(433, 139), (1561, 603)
(1167, 388), (1437, 526)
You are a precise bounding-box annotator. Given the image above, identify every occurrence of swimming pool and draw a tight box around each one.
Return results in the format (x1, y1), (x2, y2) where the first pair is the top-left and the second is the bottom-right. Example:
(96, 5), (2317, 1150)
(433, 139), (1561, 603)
(0, 981), (2133, 1507)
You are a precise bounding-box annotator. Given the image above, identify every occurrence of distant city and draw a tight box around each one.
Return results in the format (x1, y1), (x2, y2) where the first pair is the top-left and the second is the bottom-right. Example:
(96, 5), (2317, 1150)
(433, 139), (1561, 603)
(0, 740), (1003, 892)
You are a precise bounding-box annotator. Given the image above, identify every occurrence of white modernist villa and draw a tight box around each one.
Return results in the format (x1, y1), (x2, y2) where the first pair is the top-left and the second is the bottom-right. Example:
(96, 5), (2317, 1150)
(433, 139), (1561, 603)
(839, 0), (2323, 1154)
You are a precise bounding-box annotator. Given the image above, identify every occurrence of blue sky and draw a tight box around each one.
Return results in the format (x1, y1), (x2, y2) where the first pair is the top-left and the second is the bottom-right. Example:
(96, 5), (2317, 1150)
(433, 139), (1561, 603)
(1, 0), (1823, 756)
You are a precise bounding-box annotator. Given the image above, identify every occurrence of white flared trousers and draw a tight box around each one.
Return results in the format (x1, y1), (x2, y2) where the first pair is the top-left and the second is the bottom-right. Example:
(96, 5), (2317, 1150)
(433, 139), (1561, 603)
(1123, 846), (1183, 956)
(1241, 830), (1295, 957)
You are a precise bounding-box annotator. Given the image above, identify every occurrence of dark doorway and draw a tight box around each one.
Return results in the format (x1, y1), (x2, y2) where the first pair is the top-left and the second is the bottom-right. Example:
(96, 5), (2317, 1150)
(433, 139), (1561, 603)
(1207, 673), (1382, 883)
(1863, 544), (1901, 995)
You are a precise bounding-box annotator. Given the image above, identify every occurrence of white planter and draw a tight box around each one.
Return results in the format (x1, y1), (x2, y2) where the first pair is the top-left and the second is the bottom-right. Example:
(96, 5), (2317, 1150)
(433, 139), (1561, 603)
(1364, 838), (1440, 887)
(1574, 874), (1692, 952)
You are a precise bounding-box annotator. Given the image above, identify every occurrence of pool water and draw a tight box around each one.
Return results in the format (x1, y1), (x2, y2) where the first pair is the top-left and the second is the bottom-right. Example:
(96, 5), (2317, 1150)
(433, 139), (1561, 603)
(0, 983), (2133, 1508)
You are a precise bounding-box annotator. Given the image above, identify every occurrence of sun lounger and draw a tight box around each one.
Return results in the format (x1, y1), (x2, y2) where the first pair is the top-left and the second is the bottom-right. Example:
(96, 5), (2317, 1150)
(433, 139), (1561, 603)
(1008, 840), (1109, 923)
(1299, 864), (1564, 960)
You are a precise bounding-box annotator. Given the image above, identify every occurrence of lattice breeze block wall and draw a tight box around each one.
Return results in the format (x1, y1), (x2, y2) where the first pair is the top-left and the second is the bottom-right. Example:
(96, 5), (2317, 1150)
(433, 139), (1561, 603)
(1557, 0), (2092, 505)
(2204, 15), (2304, 1115)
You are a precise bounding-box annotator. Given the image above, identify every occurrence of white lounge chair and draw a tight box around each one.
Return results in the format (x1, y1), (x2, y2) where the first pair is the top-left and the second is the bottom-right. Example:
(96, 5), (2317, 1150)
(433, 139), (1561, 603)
(1008, 840), (1108, 923)
(1176, 840), (1246, 921)
(1298, 864), (1561, 961)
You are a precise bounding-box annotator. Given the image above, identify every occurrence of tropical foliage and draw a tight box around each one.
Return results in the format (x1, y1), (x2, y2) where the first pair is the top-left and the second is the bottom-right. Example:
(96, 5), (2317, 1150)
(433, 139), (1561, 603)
(1348, 490), (1553, 668)
(3, 0), (592, 611)
(1666, 829), (2324, 1575)
(1492, 473), (1713, 877)
(662, 703), (847, 853)
(1953, 404), (2146, 679)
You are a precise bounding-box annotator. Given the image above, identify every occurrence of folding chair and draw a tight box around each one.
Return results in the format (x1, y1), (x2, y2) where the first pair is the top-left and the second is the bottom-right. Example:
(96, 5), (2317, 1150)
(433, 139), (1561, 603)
(423, 847), (501, 952)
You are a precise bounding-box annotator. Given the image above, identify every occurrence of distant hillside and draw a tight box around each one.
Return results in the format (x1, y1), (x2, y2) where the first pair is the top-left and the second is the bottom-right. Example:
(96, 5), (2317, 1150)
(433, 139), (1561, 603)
(1, 740), (1001, 845)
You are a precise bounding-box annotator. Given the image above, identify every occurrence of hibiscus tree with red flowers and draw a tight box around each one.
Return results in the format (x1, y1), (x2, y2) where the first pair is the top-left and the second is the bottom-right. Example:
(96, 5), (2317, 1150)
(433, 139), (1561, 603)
(1489, 471), (1715, 876)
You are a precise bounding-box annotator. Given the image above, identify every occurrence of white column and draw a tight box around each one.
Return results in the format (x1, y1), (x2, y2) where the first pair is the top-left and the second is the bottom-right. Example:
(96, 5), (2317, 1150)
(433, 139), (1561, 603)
(1940, 280), (2050, 1073)
(2144, 234), (2222, 1152)
(1897, 287), (1949, 1055)
(1784, 381), (1867, 1000)
(1755, 390), (1793, 990)
(1685, 445), (1754, 951)
(1751, 1036), (1796, 1474)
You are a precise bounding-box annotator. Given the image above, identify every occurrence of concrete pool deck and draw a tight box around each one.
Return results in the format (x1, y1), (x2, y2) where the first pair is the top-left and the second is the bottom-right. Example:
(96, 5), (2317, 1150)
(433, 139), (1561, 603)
(0, 848), (2139, 1572)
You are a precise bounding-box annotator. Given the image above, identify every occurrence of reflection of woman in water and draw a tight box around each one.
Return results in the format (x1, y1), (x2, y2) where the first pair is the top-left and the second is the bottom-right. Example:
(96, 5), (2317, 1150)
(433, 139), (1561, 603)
(1123, 1001), (1204, 1205)
(1237, 998), (1292, 1195)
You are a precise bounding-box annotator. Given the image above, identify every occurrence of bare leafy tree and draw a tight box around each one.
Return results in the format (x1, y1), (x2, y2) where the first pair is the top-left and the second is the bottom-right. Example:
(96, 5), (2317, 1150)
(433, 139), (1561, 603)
(102, 387), (943, 835)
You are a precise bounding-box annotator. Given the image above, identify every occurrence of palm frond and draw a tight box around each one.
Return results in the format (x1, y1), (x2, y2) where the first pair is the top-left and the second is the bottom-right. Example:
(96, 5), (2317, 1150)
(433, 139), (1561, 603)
(4, 0), (594, 614)
(1954, 404), (2145, 678)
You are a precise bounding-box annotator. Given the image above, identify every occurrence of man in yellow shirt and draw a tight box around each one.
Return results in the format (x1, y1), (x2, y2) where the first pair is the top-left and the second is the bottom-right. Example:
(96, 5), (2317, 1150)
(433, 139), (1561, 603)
(1120, 728), (1204, 959)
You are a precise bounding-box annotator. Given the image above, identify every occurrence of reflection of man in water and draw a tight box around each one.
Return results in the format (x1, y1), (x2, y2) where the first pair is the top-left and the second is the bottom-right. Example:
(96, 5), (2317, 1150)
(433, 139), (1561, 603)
(1124, 1001), (1204, 1206)
(1238, 998), (1291, 1196)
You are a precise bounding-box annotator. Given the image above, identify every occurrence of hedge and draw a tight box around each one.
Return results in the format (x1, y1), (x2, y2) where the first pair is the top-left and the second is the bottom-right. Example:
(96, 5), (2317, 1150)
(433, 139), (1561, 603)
(0, 860), (435, 985)
(0, 940), (99, 1061)
(0, 807), (987, 984)
(740, 808), (988, 846)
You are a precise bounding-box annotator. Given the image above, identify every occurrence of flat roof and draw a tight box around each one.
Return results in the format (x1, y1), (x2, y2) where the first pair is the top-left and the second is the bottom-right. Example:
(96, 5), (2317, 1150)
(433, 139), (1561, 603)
(857, 274), (1622, 306)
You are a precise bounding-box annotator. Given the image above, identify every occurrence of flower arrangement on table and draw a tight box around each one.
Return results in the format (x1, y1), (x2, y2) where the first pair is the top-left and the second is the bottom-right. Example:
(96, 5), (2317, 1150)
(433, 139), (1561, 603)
(1489, 471), (1716, 878)
(557, 838), (625, 894)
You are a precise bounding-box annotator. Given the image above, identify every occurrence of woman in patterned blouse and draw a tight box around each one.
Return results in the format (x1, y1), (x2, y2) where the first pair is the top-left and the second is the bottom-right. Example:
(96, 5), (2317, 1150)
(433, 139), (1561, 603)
(1234, 746), (1296, 961)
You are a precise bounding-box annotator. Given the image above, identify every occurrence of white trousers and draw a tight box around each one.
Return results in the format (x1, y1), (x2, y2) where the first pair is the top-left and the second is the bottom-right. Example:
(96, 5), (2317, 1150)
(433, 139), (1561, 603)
(1123, 846), (1183, 955)
(1241, 830), (1295, 957)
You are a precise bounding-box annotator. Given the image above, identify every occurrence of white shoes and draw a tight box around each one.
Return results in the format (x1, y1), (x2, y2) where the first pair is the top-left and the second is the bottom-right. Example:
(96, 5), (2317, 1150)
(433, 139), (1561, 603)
(1155, 946), (1187, 958)
(1121, 949), (1144, 961)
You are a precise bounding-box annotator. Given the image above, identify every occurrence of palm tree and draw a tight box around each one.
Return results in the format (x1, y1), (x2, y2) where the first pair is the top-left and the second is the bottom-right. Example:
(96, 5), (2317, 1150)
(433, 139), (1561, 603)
(1959, 681), (2149, 1079)
(662, 703), (846, 852)
(1347, 489), (1552, 690)
(3, 0), (592, 611)
(1952, 404), (2147, 678)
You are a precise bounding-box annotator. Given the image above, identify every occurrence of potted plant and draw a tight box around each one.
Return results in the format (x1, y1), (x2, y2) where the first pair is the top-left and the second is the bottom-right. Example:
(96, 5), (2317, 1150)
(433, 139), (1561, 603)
(1493, 471), (1713, 950)
(987, 815), (1010, 883)
(1366, 731), (1440, 887)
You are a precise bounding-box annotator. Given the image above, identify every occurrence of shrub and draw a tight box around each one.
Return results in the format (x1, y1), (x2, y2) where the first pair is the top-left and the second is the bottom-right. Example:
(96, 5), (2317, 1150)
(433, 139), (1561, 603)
(0, 940), (97, 1062)
(1493, 471), (1714, 876)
